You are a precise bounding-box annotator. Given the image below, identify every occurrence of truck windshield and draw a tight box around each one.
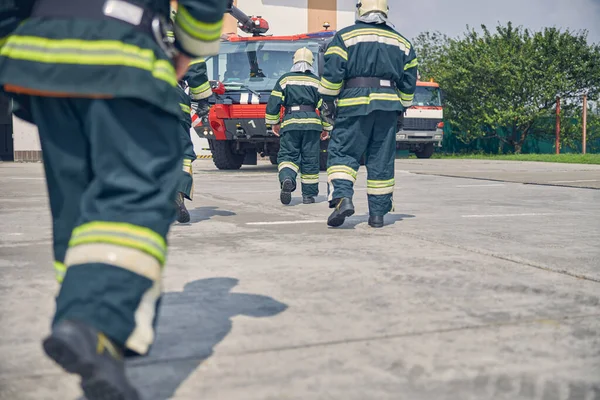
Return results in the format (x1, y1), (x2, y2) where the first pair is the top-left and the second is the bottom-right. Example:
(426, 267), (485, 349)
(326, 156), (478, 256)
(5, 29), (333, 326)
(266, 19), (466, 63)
(413, 86), (442, 107)
(205, 41), (321, 93)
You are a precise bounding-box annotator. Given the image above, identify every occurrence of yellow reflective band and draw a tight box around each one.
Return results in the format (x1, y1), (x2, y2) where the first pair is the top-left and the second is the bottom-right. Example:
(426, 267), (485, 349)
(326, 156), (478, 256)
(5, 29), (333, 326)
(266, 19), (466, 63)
(367, 186), (394, 195)
(399, 91), (414, 101)
(183, 158), (193, 174)
(327, 172), (356, 184)
(404, 58), (419, 70)
(327, 165), (357, 178)
(281, 118), (323, 128)
(341, 28), (411, 50)
(278, 162), (299, 173)
(54, 261), (66, 283)
(337, 93), (401, 107)
(367, 179), (395, 188)
(1, 35), (177, 87)
(179, 103), (191, 113)
(167, 31), (174, 38)
(0, 36), (7, 48)
(317, 98), (323, 108)
(320, 77), (343, 90)
(69, 221), (166, 264)
(301, 174), (320, 184)
(65, 243), (162, 281)
(176, 5), (223, 43)
(279, 77), (320, 90)
(189, 58), (206, 66)
(265, 113), (280, 124)
(325, 46), (348, 61)
(270, 90), (283, 98)
(280, 75), (321, 86)
(126, 280), (161, 355)
(190, 81), (210, 94)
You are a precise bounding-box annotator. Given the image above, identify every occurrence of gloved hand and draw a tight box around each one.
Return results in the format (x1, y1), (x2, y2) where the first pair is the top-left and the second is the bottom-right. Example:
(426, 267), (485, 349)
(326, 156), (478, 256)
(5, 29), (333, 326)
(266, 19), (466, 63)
(193, 99), (211, 118)
(320, 100), (336, 126)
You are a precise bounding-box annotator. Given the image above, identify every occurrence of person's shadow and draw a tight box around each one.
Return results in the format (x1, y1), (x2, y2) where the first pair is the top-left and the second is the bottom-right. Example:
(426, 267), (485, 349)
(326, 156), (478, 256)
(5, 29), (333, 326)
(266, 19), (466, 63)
(177, 206), (236, 225)
(124, 278), (288, 400)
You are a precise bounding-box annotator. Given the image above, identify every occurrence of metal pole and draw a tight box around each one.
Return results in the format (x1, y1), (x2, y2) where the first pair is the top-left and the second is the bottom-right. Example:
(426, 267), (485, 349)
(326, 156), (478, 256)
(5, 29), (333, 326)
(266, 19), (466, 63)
(555, 96), (560, 154)
(582, 94), (587, 155)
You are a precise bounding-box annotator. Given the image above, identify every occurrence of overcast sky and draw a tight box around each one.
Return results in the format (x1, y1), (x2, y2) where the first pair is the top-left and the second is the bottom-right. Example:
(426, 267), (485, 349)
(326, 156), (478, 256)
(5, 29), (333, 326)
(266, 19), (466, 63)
(385, 0), (600, 43)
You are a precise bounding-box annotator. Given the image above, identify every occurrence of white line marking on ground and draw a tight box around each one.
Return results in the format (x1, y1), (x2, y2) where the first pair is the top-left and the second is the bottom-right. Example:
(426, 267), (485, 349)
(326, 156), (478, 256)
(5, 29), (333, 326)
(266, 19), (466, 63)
(547, 179), (599, 183)
(461, 213), (552, 218)
(6, 177), (44, 180)
(456, 184), (505, 187)
(246, 220), (323, 226)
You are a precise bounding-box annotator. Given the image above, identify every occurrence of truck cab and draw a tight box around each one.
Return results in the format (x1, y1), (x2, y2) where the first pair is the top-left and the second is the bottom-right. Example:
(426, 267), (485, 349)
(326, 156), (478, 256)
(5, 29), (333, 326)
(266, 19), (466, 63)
(196, 32), (334, 170)
(396, 80), (444, 158)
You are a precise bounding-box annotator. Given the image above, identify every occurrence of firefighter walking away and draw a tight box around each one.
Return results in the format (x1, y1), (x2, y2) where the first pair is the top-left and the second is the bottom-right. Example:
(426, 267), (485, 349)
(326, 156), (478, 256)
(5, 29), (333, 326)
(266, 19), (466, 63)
(319, 0), (418, 228)
(0, 0), (227, 398)
(266, 47), (332, 205)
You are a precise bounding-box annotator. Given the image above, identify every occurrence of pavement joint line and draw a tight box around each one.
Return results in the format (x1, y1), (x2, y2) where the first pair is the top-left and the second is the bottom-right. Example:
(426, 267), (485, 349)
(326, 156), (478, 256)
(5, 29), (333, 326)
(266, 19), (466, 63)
(461, 213), (553, 218)
(411, 172), (600, 190)
(548, 179), (599, 183)
(73, 312), (600, 367)
(396, 230), (600, 284)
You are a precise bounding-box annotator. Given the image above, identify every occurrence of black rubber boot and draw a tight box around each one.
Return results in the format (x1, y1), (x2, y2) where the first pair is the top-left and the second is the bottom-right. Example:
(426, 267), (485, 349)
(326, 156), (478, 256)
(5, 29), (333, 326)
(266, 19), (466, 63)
(327, 197), (355, 227)
(43, 320), (140, 400)
(302, 196), (315, 204)
(368, 215), (384, 228)
(280, 179), (294, 205)
(175, 192), (190, 223)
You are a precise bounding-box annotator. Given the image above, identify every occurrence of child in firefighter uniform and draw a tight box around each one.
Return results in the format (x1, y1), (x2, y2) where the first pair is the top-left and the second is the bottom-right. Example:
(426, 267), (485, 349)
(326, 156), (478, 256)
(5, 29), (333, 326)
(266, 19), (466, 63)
(174, 59), (213, 223)
(319, 0), (418, 228)
(266, 47), (332, 205)
(0, 0), (227, 398)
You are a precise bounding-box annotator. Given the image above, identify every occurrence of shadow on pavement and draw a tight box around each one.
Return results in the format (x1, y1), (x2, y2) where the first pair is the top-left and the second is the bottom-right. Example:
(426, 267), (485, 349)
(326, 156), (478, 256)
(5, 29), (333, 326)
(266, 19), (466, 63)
(180, 206), (236, 224)
(334, 213), (416, 230)
(123, 278), (288, 400)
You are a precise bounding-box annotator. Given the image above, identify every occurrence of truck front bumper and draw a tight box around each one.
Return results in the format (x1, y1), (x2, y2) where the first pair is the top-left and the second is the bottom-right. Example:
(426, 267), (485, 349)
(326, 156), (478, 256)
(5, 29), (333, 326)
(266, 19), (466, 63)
(396, 128), (444, 146)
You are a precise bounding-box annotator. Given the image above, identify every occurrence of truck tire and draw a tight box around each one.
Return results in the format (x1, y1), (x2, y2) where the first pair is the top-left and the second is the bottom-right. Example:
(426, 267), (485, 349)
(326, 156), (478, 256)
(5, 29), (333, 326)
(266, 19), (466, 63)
(211, 140), (244, 170)
(270, 154), (278, 165)
(414, 143), (435, 159)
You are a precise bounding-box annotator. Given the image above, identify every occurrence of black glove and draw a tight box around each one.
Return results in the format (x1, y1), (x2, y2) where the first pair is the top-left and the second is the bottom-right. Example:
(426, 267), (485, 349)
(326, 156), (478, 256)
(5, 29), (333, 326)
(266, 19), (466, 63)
(320, 100), (336, 126)
(193, 99), (211, 118)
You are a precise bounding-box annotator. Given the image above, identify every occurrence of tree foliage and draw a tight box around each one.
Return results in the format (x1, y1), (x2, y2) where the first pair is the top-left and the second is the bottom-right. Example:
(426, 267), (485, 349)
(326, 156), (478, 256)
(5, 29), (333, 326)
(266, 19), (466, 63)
(413, 23), (600, 153)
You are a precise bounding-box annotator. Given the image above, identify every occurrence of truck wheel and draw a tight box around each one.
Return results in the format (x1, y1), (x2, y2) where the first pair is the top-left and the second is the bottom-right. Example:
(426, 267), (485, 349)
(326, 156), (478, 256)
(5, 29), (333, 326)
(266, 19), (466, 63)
(414, 143), (435, 159)
(211, 140), (244, 170)
(270, 154), (278, 165)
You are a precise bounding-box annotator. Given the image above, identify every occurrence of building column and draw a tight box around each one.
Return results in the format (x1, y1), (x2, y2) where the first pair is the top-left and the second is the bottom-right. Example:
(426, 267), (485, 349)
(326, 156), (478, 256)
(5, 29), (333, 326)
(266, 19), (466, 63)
(308, 0), (337, 32)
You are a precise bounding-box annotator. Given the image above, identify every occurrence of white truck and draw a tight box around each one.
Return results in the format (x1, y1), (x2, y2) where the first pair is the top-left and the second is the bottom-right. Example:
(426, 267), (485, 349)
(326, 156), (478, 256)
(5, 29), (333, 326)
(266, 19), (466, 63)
(396, 80), (444, 158)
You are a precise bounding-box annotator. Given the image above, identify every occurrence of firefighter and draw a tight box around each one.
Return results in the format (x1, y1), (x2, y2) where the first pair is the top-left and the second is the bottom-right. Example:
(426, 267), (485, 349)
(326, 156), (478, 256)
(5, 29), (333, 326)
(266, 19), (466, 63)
(0, 1), (227, 399)
(266, 47), (332, 205)
(319, 0), (418, 228)
(170, 9), (213, 223)
(173, 78), (196, 223)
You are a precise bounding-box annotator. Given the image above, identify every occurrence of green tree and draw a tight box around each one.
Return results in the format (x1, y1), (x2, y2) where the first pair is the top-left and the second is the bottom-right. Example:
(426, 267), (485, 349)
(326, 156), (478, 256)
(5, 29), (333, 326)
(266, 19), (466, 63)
(418, 23), (600, 153)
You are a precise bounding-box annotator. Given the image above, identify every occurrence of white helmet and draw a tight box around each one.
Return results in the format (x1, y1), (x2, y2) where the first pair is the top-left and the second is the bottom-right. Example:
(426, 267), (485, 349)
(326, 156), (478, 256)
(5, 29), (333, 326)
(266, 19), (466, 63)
(356, 0), (389, 18)
(293, 47), (314, 66)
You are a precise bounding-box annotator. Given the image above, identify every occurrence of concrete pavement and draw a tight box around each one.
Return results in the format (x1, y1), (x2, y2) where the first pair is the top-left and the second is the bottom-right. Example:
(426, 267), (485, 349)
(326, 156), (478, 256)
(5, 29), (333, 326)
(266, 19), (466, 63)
(0, 159), (599, 400)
